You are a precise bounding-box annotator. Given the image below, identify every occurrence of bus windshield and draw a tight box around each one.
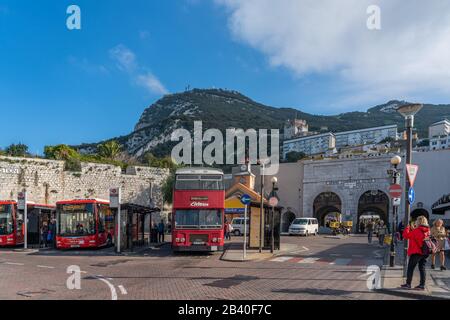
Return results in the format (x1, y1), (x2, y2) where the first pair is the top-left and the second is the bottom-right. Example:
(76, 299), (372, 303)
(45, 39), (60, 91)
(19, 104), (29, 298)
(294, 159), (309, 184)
(175, 175), (224, 190)
(175, 210), (223, 229)
(0, 205), (13, 235)
(58, 203), (96, 236)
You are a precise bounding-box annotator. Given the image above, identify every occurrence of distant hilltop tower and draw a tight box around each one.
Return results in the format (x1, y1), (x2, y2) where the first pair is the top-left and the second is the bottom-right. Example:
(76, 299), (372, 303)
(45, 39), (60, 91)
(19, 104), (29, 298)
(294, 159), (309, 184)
(284, 119), (309, 140)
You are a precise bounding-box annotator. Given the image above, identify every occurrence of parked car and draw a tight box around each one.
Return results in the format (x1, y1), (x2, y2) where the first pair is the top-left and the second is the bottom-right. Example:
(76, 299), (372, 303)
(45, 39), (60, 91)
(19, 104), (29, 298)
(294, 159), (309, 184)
(231, 217), (249, 236)
(289, 218), (319, 236)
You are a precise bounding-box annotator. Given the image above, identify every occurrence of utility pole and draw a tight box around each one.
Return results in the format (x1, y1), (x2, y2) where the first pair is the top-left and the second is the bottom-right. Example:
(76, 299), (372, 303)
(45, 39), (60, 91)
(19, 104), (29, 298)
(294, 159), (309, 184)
(396, 104), (423, 277)
(259, 163), (265, 253)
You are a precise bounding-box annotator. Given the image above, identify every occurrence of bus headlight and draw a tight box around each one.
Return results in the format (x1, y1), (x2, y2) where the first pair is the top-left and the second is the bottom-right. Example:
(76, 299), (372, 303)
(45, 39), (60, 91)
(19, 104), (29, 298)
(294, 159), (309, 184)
(212, 238), (218, 243)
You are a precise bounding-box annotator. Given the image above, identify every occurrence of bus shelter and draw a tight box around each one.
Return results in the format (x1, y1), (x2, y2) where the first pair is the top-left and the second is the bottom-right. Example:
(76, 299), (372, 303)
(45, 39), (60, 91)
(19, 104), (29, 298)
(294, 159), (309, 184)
(25, 204), (56, 248)
(119, 203), (161, 252)
(248, 201), (282, 250)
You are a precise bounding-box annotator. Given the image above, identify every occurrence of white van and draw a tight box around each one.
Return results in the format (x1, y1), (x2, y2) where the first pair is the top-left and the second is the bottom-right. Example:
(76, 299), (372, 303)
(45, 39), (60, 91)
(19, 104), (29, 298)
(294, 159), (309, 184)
(289, 218), (319, 236)
(231, 217), (249, 236)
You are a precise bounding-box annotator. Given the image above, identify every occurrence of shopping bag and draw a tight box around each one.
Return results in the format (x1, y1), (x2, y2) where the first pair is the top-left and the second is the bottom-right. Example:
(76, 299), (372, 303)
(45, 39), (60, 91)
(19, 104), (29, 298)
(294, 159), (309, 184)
(444, 238), (450, 251)
(384, 235), (392, 245)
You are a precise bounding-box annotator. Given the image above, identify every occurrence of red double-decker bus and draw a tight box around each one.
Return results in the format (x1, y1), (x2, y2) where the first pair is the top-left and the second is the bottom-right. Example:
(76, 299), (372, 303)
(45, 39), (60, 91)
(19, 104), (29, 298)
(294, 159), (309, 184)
(56, 199), (114, 249)
(172, 168), (225, 252)
(0, 200), (55, 247)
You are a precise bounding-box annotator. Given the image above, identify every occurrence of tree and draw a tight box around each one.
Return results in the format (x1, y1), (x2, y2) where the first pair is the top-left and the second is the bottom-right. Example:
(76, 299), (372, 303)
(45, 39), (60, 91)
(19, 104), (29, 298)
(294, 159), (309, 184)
(144, 153), (177, 170)
(5, 143), (29, 157)
(285, 151), (307, 163)
(44, 145), (79, 160)
(97, 140), (122, 160)
(162, 172), (175, 204)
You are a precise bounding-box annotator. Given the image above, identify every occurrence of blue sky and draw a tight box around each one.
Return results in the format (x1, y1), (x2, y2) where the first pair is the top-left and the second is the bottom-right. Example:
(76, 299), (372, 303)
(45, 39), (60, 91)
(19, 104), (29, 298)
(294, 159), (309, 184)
(1, 0), (450, 154)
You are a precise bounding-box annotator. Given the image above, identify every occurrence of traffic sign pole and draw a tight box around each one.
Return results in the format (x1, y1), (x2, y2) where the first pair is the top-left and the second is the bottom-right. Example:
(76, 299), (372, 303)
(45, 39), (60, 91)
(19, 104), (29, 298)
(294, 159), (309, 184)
(240, 194), (251, 261)
(243, 204), (248, 260)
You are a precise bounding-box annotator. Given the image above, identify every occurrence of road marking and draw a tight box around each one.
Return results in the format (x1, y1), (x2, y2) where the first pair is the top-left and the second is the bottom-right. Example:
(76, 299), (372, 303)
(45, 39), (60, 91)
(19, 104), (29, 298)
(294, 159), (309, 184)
(330, 258), (351, 266)
(3, 262), (24, 266)
(271, 256), (293, 262)
(37, 265), (55, 269)
(95, 276), (118, 301)
(298, 257), (319, 264)
(118, 285), (128, 295)
(373, 250), (383, 258)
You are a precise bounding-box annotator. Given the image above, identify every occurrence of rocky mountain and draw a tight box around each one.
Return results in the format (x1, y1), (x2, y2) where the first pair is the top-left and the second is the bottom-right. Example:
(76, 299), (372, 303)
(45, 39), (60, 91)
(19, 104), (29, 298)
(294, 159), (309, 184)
(76, 89), (450, 158)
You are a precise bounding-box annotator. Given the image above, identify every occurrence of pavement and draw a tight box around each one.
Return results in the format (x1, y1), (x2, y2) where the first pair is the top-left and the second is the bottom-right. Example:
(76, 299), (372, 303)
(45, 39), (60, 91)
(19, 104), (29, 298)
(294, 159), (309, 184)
(378, 239), (450, 300)
(1, 234), (447, 300)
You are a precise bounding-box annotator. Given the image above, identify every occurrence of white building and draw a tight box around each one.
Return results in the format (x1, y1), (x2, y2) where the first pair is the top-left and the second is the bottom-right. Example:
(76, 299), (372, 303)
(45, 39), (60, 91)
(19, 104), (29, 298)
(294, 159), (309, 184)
(283, 119), (310, 140)
(282, 124), (398, 158)
(429, 119), (450, 139)
(428, 119), (450, 151)
(334, 125), (398, 149)
(283, 132), (335, 157)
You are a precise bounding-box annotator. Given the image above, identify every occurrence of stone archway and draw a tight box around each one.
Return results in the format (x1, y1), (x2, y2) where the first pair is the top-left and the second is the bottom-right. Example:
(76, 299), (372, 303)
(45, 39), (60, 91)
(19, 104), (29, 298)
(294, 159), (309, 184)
(281, 211), (296, 233)
(358, 190), (389, 227)
(411, 208), (429, 221)
(313, 192), (342, 226)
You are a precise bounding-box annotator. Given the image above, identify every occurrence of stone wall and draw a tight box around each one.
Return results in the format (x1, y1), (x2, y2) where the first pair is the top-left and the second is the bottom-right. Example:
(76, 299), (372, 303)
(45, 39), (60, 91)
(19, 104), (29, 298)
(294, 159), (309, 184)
(0, 156), (170, 208)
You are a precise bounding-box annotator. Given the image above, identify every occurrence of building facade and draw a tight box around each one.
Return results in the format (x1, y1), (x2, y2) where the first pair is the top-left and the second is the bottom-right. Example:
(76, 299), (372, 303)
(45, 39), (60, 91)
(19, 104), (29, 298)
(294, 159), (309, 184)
(334, 125), (398, 149)
(282, 125), (398, 158)
(282, 133), (336, 158)
(252, 150), (450, 232)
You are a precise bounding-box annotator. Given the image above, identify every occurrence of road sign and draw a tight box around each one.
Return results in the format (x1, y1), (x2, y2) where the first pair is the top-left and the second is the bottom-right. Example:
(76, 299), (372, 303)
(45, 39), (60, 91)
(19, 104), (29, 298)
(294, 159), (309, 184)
(109, 188), (121, 209)
(408, 187), (416, 205)
(240, 194), (251, 206)
(406, 164), (419, 187)
(393, 198), (401, 207)
(17, 192), (26, 210)
(269, 196), (278, 207)
(389, 184), (402, 198)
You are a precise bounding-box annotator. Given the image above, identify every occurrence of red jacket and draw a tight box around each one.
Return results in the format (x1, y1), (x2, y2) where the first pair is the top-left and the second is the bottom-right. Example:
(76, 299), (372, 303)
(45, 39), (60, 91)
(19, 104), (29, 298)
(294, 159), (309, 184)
(403, 225), (430, 256)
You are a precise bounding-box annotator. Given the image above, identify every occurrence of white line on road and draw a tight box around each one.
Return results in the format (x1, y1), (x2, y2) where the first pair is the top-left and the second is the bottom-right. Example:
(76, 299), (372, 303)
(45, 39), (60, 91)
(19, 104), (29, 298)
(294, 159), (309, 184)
(298, 257), (319, 264)
(37, 265), (55, 269)
(95, 276), (118, 301)
(3, 262), (24, 266)
(271, 257), (293, 262)
(118, 285), (128, 295)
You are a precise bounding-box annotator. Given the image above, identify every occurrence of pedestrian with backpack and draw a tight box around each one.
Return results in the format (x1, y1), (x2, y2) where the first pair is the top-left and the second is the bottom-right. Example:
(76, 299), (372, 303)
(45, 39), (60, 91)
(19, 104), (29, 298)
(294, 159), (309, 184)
(401, 216), (432, 290)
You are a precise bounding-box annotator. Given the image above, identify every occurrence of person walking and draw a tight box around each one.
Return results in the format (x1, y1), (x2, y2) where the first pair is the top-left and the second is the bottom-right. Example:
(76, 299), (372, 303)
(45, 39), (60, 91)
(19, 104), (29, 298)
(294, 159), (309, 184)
(431, 219), (448, 271)
(398, 221), (405, 241)
(377, 220), (388, 247)
(158, 219), (165, 243)
(359, 220), (365, 234)
(224, 220), (232, 241)
(366, 220), (374, 244)
(41, 222), (49, 248)
(48, 219), (57, 248)
(401, 216), (430, 290)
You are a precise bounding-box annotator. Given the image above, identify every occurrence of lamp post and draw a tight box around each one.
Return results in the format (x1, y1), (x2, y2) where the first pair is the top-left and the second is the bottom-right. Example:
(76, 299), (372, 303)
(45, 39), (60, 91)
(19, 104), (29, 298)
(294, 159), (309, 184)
(389, 155), (402, 267)
(396, 103), (423, 276)
(270, 177), (278, 254)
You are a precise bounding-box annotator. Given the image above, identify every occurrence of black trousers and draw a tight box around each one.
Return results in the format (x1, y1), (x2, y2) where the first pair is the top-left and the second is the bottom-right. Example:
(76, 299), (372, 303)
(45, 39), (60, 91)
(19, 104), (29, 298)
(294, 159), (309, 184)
(158, 232), (164, 243)
(406, 254), (427, 286)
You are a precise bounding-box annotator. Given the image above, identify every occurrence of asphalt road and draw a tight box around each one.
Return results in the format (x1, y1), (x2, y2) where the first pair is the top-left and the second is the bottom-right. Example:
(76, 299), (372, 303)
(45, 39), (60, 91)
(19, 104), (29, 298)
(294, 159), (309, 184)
(0, 235), (418, 300)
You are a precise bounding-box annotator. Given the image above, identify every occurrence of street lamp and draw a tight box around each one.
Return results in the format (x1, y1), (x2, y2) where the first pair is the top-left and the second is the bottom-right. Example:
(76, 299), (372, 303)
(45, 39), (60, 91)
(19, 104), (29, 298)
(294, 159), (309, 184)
(396, 103), (423, 276)
(389, 155), (402, 267)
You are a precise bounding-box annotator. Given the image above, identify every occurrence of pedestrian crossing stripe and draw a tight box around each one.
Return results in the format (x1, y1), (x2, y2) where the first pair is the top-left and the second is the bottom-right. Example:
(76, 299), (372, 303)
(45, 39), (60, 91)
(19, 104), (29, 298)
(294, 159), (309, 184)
(271, 256), (293, 262)
(297, 257), (320, 264)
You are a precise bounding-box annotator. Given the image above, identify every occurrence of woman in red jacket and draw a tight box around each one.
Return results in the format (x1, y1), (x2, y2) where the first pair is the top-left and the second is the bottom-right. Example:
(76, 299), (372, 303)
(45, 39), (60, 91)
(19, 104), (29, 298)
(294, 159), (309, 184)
(401, 216), (430, 290)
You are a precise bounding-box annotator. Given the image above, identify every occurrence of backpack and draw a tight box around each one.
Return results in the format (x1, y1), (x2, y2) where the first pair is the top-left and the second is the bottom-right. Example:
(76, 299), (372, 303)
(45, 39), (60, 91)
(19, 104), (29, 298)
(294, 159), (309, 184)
(421, 231), (437, 257)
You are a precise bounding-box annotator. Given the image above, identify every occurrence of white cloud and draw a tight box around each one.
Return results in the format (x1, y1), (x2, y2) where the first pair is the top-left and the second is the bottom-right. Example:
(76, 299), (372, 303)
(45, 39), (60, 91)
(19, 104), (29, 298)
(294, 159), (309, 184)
(109, 44), (169, 95)
(109, 44), (137, 73)
(217, 0), (450, 106)
(136, 73), (169, 95)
